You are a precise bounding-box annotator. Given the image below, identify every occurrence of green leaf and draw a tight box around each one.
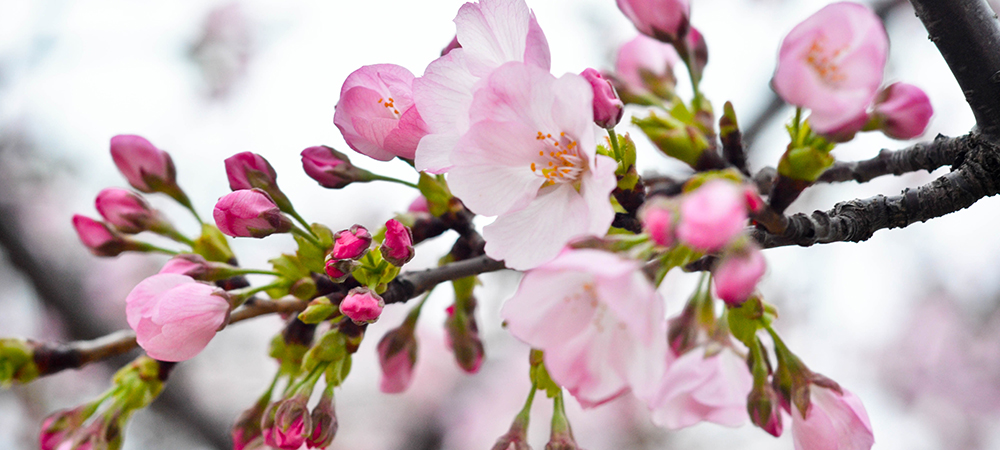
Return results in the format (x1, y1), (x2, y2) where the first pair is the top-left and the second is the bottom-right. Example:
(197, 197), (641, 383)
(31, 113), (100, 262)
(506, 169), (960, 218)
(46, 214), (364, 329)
(296, 224), (333, 273)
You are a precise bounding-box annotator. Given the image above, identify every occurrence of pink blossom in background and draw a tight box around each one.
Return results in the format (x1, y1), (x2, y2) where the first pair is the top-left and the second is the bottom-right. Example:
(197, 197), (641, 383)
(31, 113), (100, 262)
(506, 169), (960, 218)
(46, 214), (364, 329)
(648, 346), (753, 429)
(772, 2), (888, 135)
(447, 62), (617, 269)
(580, 68), (624, 129)
(213, 189), (292, 238)
(614, 35), (680, 95)
(380, 219), (415, 267)
(640, 201), (675, 247)
(408, 195), (429, 213)
(791, 386), (874, 450)
(330, 225), (371, 260)
(224, 151), (277, 191)
(124, 273), (231, 362)
(676, 180), (747, 251)
(502, 249), (667, 406)
(413, 0), (550, 173)
(340, 287), (385, 324)
(109, 134), (176, 193)
(616, 0), (691, 43)
(872, 82), (933, 140)
(334, 64), (429, 161)
(713, 244), (766, 306)
(72, 215), (126, 257)
(94, 188), (159, 234)
(377, 324), (418, 393)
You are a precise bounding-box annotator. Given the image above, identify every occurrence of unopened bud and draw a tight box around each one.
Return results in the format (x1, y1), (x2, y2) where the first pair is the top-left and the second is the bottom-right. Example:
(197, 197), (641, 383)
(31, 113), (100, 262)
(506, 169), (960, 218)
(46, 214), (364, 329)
(71, 215), (145, 257)
(633, 113), (711, 169)
(109, 134), (177, 193)
(94, 188), (170, 234)
(580, 68), (624, 129)
(300, 146), (377, 189)
(299, 296), (337, 324)
(0, 338), (39, 385)
(871, 82), (933, 140)
(339, 287), (384, 324)
(639, 200), (675, 247)
(376, 323), (418, 393)
(307, 391), (338, 449)
(213, 189), (293, 238)
(713, 243), (766, 307)
(264, 395), (311, 450)
(225, 152), (294, 213)
(330, 225), (371, 260)
(232, 398), (268, 450)
(380, 219), (414, 267)
(747, 381), (784, 437)
(324, 258), (360, 283)
(445, 299), (485, 374)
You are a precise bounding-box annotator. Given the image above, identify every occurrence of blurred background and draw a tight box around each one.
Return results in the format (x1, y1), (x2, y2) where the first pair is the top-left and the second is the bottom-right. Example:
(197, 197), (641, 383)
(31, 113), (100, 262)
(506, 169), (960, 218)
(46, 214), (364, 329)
(1, 0), (999, 449)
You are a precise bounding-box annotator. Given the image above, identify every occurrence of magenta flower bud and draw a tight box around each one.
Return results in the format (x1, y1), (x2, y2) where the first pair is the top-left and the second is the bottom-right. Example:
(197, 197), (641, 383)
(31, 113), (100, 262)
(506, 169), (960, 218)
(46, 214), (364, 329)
(376, 323), (418, 393)
(440, 34), (461, 56)
(713, 244), (766, 307)
(72, 215), (135, 257)
(300, 145), (374, 189)
(307, 391), (338, 449)
(40, 406), (90, 450)
(676, 180), (747, 251)
(641, 202), (675, 247)
(94, 188), (163, 234)
(872, 82), (933, 140)
(379, 219), (414, 267)
(330, 225), (372, 260)
(125, 273), (232, 361)
(324, 258), (359, 283)
(340, 287), (384, 324)
(232, 399), (268, 450)
(264, 396), (312, 450)
(748, 382), (785, 438)
(213, 189), (292, 238)
(445, 301), (485, 374)
(743, 186), (765, 213)
(617, 0), (691, 43)
(580, 68), (625, 129)
(224, 152), (277, 191)
(109, 134), (176, 193)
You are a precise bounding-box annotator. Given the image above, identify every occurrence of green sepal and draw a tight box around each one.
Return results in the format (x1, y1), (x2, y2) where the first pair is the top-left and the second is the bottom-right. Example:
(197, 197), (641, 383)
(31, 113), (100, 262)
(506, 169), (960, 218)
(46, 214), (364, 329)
(295, 223), (334, 273)
(111, 356), (164, 411)
(298, 297), (337, 324)
(417, 172), (453, 217)
(269, 334), (308, 378)
(323, 355), (353, 388)
(303, 330), (348, 373)
(192, 224), (235, 262)
(726, 296), (768, 348)
(777, 146), (836, 182)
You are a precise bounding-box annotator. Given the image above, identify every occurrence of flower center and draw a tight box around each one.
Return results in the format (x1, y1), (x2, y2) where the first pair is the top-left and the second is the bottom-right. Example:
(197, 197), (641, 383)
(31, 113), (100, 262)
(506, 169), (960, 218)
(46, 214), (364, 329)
(530, 131), (586, 187)
(377, 97), (401, 118)
(804, 36), (847, 85)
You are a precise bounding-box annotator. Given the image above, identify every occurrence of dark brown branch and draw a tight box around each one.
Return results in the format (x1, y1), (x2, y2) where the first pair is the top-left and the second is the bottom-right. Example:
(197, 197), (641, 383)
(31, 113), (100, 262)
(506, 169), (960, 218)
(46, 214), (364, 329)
(383, 255), (507, 304)
(753, 133), (1000, 248)
(910, 0), (1000, 138)
(816, 134), (967, 183)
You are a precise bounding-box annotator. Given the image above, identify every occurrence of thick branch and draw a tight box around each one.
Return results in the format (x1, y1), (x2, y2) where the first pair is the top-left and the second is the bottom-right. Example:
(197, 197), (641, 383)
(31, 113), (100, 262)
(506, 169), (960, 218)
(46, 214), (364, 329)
(754, 134), (1000, 247)
(910, 0), (1000, 138)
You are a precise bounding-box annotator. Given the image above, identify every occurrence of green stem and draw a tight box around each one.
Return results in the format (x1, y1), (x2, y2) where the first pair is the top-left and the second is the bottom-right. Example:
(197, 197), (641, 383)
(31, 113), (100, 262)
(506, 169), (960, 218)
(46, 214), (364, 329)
(371, 175), (419, 189)
(517, 381), (538, 420)
(792, 107), (803, 145)
(228, 280), (289, 307)
(234, 268), (284, 277)
(607, 129), (623, 164)
(135, 242), (180, 256)
(287, 210), (318, 238)
(290, 226), (324, 249)
(550, 390), (570, 433)
(157, 227), (196, 247)
(171, 190), (204, 226)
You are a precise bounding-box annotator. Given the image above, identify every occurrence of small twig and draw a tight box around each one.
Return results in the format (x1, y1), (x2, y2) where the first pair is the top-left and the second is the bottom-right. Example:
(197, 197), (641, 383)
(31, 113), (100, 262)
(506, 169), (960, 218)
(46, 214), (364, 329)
(816, 134), (966, 183)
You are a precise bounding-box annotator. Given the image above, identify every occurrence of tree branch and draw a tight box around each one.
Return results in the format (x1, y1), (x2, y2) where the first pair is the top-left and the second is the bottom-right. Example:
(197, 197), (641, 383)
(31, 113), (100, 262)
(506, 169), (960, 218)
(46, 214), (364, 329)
(816, 134), (967, 183)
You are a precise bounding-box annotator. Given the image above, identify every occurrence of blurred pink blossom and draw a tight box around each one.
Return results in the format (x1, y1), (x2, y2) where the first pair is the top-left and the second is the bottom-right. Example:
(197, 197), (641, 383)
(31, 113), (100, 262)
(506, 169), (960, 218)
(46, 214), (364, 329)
(791, 386), (874, 450)
(640, 201), (675, 247)
(616, 0), (691, 43)
(94, 188), (160, 234)
(647, 346), (753, 429)
(872, 82), (933, 140)
(713, 244), (766, 306)
(614, 35), (679, 96)
(676, 180), (747, 252)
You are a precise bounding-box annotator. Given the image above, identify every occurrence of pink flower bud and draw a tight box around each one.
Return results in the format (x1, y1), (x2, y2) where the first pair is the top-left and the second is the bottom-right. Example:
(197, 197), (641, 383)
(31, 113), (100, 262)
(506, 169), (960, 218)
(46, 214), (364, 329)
(125, 273), (231, 361)
(713, 244), (766, 306)
(872, 82), (933, 140)
(264, 396), (311, 450)
(791, 386), (874, 450)
(614, 35), (679, 98)
(380, 219), (414, 267)
(300, 146), (372, 189)
(408, 195), (429, 213)
(445, 299), (485, 374)
(748, 382), (785, 437)
(743, 186), (765, 213)
(40, 406), (90, 450)
(71, 215), (132, 257)
(771, 2), (888, 135)
(109, 134), (176, 193)
(617, 0), (691, 43)
(94, 188), (162, 234)
(307, 391), (337, 449)
(377, 324), (418, 393)
(324, 258), (359, 283)
(339, 287), (384, 324)
(224, 151), (278, 191)
(676, 180), (747, 251)
(330, 225), (371, 260)
(580, 68), (625, 129)
(231, 399), (267, 450)
(641, 202), (675, 247)
(159, 253), (210, 278)
(440, 35), (461, 56)
(213, 189), (292, 238)
(333, 64), (429, 161)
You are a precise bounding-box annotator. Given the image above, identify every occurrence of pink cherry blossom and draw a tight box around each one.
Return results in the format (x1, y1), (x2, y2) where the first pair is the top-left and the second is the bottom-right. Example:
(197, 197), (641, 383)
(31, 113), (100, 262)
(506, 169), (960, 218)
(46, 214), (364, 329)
(614, 34), (680, 96)
(72, 215), (130, 257)
(224, 152), (278, 191)
(447, 62), (617, 269)
(94, 188), (160, 234)
(300, 145), (369, 189)
(334, 64), (429, 161)
(772, 2), (888, 134)
(713, 244), (767, 306)
(502, 249), (667, 406)
(872, 82), (933, 140)
(330, 225), (371, 260)
(617, 0), (691, 43)
(109, 134), (176, 193)
(307, 391), (337, 448)
(580, 68), (624, 129)
(380, 219), (414, 267)
(264, 396), (311, 450)
(676, 180), (748, 252)
(791, 386), (874, 450)
(377, 324), (418, 393)
(641, 201), (675, 247)
(648, 346), (753, 429)
(340, 287), (384, 324)
(125, 273), (231, 361)
(413, 0), (550, 173)
(213, 189), (292, 238)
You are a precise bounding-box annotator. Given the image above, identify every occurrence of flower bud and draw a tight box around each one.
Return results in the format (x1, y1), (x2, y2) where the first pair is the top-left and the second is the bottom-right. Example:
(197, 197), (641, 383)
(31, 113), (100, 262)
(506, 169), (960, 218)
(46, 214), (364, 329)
(339, 287), (384, 324)
(747, 381), (784, 437)
(640, 201), (675, 247)
(676, 180), (747, 251)
(445, 300), (485, 374)
(330, 225), (371, 260)
(109, 134), (176, 193)
(324, 258), (360, 283)
(632, 113), (711, 169)
(580, 68), (624, 129)
(376, 323), (418, 393)
(379, 219), (414, 267)
(298, 296), (337, 324)
(94, 188), (165, 234)
(1, 338), (39, 385)
(713, 243), (766, 307)
(307, 391), (338, 449)
(491, 414), (530, 450)
(212, 189), (292, 238)
(159, 253), (210, 279)
(872, 82), (933, 140)
(39, 406), (91, 450)
(264, 395), (312, 450)
(613, 35), (679, 102)
(617, 0), (691, 44)
(300, 145), (376, 189)
(231, 399), (268, 450)
(408, 195), (430, 213)
(224, 152), (293, 212)
(71, 215), (140, 257)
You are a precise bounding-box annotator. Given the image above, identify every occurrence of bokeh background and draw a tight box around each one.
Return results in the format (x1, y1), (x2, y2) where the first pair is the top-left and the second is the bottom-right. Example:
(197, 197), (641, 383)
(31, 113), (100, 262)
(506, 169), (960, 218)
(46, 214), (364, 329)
(2, 0), (1000, 449)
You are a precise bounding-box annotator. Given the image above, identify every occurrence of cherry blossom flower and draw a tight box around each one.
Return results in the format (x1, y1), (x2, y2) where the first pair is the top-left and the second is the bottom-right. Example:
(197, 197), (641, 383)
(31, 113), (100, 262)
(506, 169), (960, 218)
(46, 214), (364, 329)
(213, 189), (292, 238)
(380, 219), (414, 267)
(772, 2), (888, 134)
(872, 82), (933, 140)
(791, 386), (874, 450)
(502, 249), (667, 406)
(640, 200), (676, 247)
(377, 324), (418, 393)
(617, 0), (691, 43)
(647, 346), (754, 429)
(676, 180), (748, 252)
(713, 244), (767, 306)
(413, 0), (550, 173)
(447, 62), (617, 269)
(125, 273), (231, 362)
(334, 64), (429, 161)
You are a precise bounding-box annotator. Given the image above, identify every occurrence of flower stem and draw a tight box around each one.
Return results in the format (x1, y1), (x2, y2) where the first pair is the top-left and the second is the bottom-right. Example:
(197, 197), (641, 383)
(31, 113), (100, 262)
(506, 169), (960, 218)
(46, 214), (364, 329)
(228, 280), (289, 308)
(290, 225), (325, 249)
(371, 175), (419, 189)
(607, 129), (623, 164)
(287, 210), (318, 239)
